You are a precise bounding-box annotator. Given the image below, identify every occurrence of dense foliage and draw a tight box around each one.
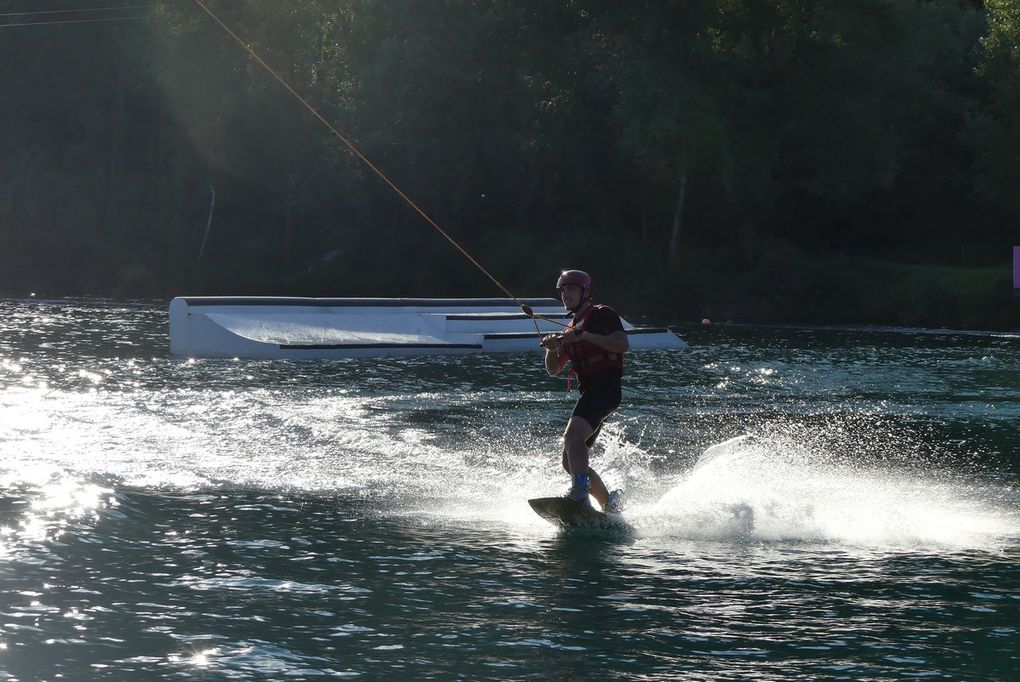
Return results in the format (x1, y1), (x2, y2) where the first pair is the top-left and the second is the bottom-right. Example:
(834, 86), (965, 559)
(1, 0), (1017, 327)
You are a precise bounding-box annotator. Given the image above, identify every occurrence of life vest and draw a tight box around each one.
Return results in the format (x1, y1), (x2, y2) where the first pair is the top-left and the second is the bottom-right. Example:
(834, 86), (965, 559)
(563, 304), (624, 379)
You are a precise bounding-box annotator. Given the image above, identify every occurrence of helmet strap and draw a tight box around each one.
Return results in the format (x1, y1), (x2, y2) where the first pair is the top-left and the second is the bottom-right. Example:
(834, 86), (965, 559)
(570, 295), (591, 315)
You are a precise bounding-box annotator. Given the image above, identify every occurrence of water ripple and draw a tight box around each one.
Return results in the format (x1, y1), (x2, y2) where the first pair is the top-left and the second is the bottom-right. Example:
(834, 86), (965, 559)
(2, 299), (1020, 679)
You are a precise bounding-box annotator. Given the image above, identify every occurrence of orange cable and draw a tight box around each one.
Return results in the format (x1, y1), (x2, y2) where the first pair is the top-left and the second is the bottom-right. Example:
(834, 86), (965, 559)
(192, 0), (538, 312)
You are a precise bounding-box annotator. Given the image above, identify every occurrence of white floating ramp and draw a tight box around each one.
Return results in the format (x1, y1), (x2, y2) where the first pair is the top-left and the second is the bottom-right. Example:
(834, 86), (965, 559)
(168, 296), (687, 359)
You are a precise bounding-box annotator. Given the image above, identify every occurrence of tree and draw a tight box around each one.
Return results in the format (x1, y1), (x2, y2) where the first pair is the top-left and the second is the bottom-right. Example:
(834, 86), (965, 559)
(968, 0), (1020, 236)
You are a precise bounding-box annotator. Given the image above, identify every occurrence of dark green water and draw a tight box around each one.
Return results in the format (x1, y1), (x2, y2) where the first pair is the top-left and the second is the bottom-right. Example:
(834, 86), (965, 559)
(1, 299), (1018, 679)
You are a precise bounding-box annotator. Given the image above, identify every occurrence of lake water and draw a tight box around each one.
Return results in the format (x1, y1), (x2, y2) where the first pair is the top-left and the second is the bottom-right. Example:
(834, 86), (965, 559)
(1, 298), (1019, 679)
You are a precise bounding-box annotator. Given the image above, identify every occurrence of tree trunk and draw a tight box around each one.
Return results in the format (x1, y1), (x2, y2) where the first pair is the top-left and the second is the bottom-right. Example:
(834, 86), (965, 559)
(639, 180), (649, 243)
(668, 169), (688, 271)
(739, 216), (757, 265)
(197, 184), (216, 261)
(98, 66), (125, 238)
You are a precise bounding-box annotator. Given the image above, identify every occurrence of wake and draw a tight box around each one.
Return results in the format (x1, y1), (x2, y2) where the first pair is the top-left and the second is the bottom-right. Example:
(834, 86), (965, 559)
(636, 434), (1020, 549)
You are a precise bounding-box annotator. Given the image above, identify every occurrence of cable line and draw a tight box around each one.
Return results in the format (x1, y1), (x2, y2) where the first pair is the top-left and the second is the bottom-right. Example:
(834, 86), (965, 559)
(190, 0), (561, 331)
(0, 4), (238, 29)
(0, 16), (152, 28)
(0, 5), (153, 18)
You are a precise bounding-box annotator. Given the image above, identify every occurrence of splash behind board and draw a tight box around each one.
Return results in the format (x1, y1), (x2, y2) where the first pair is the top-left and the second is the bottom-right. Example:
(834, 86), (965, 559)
(528, 496), (624, 529)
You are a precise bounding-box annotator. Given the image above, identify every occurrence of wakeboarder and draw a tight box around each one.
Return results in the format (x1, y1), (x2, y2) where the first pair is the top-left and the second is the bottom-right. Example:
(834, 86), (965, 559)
(536, 269), (629, 512)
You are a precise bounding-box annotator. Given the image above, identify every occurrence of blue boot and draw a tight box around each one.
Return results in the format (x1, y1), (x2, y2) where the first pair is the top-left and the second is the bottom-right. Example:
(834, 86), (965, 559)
(603, 489), (624, 514)
(565, 473), (591, 507)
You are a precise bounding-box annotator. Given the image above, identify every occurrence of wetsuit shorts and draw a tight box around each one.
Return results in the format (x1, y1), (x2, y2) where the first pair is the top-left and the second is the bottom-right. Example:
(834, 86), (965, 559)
(571, 372), (622, 448)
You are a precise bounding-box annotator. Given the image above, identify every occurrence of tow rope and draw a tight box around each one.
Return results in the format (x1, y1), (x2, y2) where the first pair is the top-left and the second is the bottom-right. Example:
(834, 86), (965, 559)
(191, 0), (571, 336)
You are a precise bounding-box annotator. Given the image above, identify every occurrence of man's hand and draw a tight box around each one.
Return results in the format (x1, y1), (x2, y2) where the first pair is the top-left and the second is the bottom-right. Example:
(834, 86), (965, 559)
(540, 333), (563, 350)
(559, 328), (583, 345)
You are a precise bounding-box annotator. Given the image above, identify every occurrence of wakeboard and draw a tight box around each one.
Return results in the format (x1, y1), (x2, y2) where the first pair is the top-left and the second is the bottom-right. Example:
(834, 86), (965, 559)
(528, 496), (624, 529)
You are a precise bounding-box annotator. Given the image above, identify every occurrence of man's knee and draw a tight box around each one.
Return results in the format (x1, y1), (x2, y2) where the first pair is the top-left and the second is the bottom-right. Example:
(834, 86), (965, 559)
(564, 417), (593, 444)
(564, 432), (587, 451)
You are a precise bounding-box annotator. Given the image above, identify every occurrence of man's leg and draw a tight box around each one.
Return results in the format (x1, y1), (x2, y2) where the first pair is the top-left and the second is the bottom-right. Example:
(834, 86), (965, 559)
(562, 416), (592, 476)
(561, 417), (609, 506)
(587, 468), (610, 508)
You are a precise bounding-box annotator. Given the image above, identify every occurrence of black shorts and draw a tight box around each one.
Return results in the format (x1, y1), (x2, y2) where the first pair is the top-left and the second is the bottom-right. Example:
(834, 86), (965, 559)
(571, 379), (622, 448)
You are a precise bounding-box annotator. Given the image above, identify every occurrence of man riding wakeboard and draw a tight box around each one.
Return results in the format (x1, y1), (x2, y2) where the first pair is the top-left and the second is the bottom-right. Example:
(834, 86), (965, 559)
(537, 270), (629, 512)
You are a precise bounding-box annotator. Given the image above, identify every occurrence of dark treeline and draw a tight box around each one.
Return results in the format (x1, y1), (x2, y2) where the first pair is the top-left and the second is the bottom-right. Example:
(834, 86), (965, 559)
(2, 0), (1018, 327)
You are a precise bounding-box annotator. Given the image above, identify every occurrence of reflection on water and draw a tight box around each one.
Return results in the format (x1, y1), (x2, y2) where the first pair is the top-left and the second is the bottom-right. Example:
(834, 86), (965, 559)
(1, 298), (1019, 679)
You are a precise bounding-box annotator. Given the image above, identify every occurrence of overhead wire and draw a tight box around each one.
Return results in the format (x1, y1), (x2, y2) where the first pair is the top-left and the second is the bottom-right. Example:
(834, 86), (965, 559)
(0, 15), (153, 28)
(0, 5), (153, 17)
(0, 2), (240, 29)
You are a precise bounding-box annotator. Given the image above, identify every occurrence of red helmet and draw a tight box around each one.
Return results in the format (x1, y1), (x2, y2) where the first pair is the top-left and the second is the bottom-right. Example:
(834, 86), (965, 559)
(556, 270), (593, 300)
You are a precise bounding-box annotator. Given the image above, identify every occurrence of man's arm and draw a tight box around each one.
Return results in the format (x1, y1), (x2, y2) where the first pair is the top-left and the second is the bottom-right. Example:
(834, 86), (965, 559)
(560, 328), (629, 354)
(541, 334), (570, 375)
